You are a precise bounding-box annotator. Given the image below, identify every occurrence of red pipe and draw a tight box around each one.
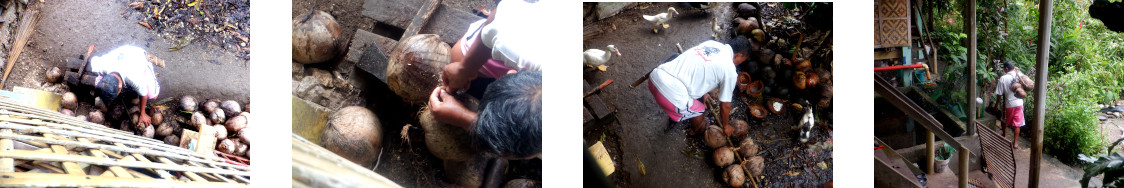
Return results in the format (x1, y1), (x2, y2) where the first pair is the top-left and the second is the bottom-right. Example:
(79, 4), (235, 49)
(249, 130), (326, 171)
(874, 64), (926, 71)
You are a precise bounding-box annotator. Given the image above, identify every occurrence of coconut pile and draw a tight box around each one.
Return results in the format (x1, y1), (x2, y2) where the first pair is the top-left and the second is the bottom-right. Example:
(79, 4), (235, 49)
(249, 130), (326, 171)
(57, 91), (252, 159)
(697, 3), (833, 186)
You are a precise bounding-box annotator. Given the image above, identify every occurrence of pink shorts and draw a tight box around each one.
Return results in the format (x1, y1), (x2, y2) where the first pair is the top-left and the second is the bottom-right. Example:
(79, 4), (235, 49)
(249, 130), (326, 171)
(648, 81), (705, 122)
(1005, 106), (1024, 127)
(459, 21), (513, 79)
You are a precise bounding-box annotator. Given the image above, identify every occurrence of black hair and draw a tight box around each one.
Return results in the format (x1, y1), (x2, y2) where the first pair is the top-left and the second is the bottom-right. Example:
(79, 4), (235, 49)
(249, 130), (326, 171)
(1004, 60), (1015, 71)
(95, 72), (122, 102)
(728, 35), (751, 55)
(471, 71), (542, 158)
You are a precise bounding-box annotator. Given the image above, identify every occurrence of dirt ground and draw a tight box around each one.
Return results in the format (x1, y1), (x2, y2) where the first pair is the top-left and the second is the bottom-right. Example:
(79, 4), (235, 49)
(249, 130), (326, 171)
(291, 0), (542, 187)
(583, 2), (833, 187)
(6, 1), (249, 103)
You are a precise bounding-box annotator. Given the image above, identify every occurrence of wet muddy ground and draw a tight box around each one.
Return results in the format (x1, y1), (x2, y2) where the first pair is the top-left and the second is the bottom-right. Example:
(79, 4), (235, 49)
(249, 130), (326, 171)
(583, 2), (832, 187)
(6, 0), (250, 103)
(292, 0), (541, 187)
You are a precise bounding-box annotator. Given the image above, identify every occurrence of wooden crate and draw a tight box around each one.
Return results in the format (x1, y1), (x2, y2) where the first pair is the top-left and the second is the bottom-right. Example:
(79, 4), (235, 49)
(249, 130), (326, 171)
(0, 99), (249, 186)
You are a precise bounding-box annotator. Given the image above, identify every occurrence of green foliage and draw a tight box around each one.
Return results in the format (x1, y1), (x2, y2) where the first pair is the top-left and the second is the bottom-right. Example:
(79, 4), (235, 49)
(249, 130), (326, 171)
(1078, 137), (1124, 188)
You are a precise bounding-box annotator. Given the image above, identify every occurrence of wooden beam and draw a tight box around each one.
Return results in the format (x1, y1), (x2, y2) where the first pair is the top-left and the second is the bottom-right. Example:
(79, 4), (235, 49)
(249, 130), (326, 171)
(0, 129), (12, 172)
(0, 150), (250, 176)
(1029, 0), (1053, 187)
(77, 138), (132, 178)
(0, 172), (247, 187)
(362, 0), (484, 44)
(115, 143), (175, 180)
(402, 0), (441, 38)
(44, 133), (85, 175)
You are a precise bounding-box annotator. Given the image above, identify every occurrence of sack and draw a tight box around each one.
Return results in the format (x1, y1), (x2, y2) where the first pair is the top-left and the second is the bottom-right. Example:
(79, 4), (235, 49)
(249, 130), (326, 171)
(1019, 73), (1035, 91)
(1010, 81), (1028, 99)
(1008, 71), (1034, 99)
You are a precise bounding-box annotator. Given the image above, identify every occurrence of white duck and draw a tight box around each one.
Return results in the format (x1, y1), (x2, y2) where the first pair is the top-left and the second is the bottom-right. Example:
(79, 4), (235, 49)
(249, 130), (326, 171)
(643, 7), (679, 33)
(584, 45), (620, 71)
(798, 104), (815, 143)
(712, 17), (722, 40)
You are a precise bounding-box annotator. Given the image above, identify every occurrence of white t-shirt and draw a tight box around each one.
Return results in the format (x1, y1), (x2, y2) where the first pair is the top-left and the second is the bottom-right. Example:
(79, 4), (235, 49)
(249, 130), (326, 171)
(478, 0), (565, 72)
(994, 71), (1023, 108)
(90, 45), (160, 99)
(650, 41), (738, 109)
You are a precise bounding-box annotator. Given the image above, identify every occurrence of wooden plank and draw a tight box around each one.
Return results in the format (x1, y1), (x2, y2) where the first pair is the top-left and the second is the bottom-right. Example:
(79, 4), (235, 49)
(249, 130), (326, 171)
(585, 95), (612, 120)
(0, 172), (247, 187)
(155, 156), (206, 182)
(292, 134), (402, 188)
(417, 4), (481, 44)
(588, 141), (614, 176)
(874, 50), (902, 61)
(362, 0), (424, 30)
(402, 0), (441, 38)
(0, 129), (12, 172)
(292, 96), (331, 145)
(351, 30), (397, 83)
(43, 133), (85, 175)
(0, 149), (250, 176)
(363, 0), (484, 44)
(77, 138), (131, 178)
(115, 143), (175, 180)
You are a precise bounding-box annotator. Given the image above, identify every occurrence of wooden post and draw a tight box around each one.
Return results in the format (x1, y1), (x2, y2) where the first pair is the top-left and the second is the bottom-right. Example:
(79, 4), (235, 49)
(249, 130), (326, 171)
(1029, 0), (1053, 187)
(966, 0), (978, 136)
(959, 145), (970, 188)
(926, 130), (935, 174)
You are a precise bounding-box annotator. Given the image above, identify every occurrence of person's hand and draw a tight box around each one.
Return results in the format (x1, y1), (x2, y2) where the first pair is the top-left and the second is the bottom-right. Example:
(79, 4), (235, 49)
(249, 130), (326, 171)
(722, 123), (734, 136)
(428, 87), (476, 129)
(138, 113), (152, 128)
(442, 62), (478, 92)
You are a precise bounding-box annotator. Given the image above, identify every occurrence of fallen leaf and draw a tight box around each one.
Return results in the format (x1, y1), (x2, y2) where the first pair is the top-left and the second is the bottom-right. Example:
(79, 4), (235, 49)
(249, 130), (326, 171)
(138, 22), (152, 30)
(597, 65), (608, 71)
(638, 159), (646, 176)
(129, 2), (144, 10)
(187, 0), (201, 7)
(783, 170), (801, 176)
(817, 161), (827, 170)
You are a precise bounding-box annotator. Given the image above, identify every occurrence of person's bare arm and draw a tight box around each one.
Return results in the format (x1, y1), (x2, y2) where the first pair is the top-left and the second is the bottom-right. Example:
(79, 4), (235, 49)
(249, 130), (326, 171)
(443, 10), (498, 91)
(720, 102), (732, 136)
(138, 97), (151, 127)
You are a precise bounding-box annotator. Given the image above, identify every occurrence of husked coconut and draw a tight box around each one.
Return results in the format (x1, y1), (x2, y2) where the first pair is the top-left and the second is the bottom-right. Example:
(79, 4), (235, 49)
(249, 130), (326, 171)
(723, 164), (746, 187)
(386, 34), (451, 104)
(234, 141), (249, 156)
(46, 67), (63, 83)
(164, 135), (180, 145)
(190, 112), (208, 129)
(732, 119), (749, 138)
(76, 115), (88, 122)
(201, 100), (219, 114)
(747, 156), (765, 176)
(142, 125), (155, 138)
(738, 137), (759, 157)
(221, 100), (242, 118)
(444, 157), (488, 188)
(225, 115), (248, 133)
(61, 92), (77, 109)
(321, 106), (382, 167)
(180, 95), (197, 112)
(88, 110), (105, 123)
(237, 127), (252, 144)
(156, 122), (175, 137)
(714, 147), (735, 167)
(704, 125), (727, 148)
(419, 94), (480, 161)
(293, 10), (344, 64)
(94, 97), (108, 112)
(210, 109), (226, 125)
(214, 124), (228, 140)
(60, 109), (75, 116)
(504, 179), (539, 188)
(217, 139), (236, 154)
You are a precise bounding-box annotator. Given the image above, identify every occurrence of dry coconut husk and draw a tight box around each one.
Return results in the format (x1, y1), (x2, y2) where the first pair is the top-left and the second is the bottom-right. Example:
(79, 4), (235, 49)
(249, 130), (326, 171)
(419, 93), (480, 161)
(61, 92), (77, 109)
(180, 95), (197, 112)
(386, 34), (451, 104)
(723, 164), (746, 187)
(221, 100), (242, 118)
(444, 156), (488, 188)
(732, 119), (749, 138)
(748, 105), (768, 119)
(214, 124), (228, 140)
(737, 137), (759, 157)
(293, 10), (344, 64)
(322, 106), (382, 167)
(47, 67), (62, 83)
(704, 125), (727, 149)
(225, 115), (248, 133)
(714, 147), (736, 167)
(164, 135), (179, 146)
(190, 112), (208, 129)
(747, 156), (765, 176)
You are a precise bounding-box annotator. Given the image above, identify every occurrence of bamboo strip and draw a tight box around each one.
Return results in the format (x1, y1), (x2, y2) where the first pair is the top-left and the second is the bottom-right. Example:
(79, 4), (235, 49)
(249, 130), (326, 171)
(0, 172), (247, 187)
(113, 143), (176, 180)
(0, 114), (221, 163)
(292, 134), (402, 187)
(77, 138), (132, 178)
(0, 150), (250, 176)
(44, 134), (84, 175)
(1, 129), (12, 172)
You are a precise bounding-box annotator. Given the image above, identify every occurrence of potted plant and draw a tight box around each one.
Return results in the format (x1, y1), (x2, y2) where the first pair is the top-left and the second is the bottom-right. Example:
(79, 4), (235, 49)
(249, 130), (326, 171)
(935, 143), (955, 173)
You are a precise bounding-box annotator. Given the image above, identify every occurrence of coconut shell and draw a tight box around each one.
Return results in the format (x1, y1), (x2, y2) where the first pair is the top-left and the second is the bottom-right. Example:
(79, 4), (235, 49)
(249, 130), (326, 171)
(322, 106), (382, 167)
(723, 164), (746, 187)
(201, 100), (219, 114)
(221, 100), (242, 118)
(217, 139), (236, 154)
(89, 111), (105, 124)
(163, 135), (179, 146)
(751, 29), (765, 42)
(806, 72), (819, 88)
(704, 125), (727, 149)
(738, 138), (759, 157)
(737, 72), (751, 92)
(293, 10), (344, 64)
(210, 109), (226, 125)
(747, 81), (764, 97)
(768, 98), (786, 114)
(180, 96), (197, 112)
(190, 112), (208, 129)
(747, 156), (765, 176)
(386, 34), (451, 104)
(444, 157), (488, 188)
(142, 125), (155, 138)
(714, 147), (735, 167)
(60, 109), (75, 116)
(793, 71), (807, 90)
(737, 3), (758, 17)
(156, 122), (175, 137)
(61, 92), (77, 109)
(732, 120), (749, 138)
(225, 115), (248, 133)
(748, 105), (768, 119)
(214, 124), (228, 140)
(504, 179), (539, 188)
(47, 67), (62, 83)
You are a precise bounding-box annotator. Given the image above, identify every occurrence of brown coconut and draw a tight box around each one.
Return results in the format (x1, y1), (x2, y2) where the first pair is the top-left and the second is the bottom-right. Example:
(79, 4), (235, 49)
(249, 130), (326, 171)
(190, 112), (208, 129)
(732, 119), (749, 138)
(806, 72), (820, 88)
(738, 137), (759, 157)
(386, 34), (451, 104)
(293, 10), (344, 64)
(163, 135), (180, 146)
(747, 156), (765, 176)
(748, 105), (768, 119)
(210, 109), (226, 125)
(142, 125), (155, 138)
(723, 164), (746, 187)
(156, 122), (175, 137)
(60, 92), (77, 109)
(322, 106), (382, 167)
(444, 157), (488, 188)
(220, 100), (242, 118)
(150, 108), (164, 125)
(751, 29), (766, 42)
(89, 111), (105, 124)
(796, 59), (812, 72)
(180, 95), (197, 112)
(214, 124), (229, 140)
(94, 97), (108, 112)
(46, 67), (63, 83)
(237, 127), (253, 145)
(217, 139), (236, 154)
(201, 100), (219, 114)
(737, 72), (751, 92)
(225, 115), (248, 133)
(419, 94), (480, 161)
(60, 109), (75, 116)
(714, 147), (736, 167)
(704, 125), (727, 149)
(737, 17), (760, 35)
(794, 71), (807, 90)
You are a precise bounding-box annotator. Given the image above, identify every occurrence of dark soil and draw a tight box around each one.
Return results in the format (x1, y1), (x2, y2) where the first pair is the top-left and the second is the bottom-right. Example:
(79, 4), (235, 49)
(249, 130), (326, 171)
(582, 2), (832, 187)
(127, 0), (251, 60)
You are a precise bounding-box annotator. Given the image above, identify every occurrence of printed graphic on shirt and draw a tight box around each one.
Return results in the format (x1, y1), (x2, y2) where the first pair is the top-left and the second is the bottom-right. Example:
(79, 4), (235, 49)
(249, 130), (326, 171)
(695, 46), (720, 62)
